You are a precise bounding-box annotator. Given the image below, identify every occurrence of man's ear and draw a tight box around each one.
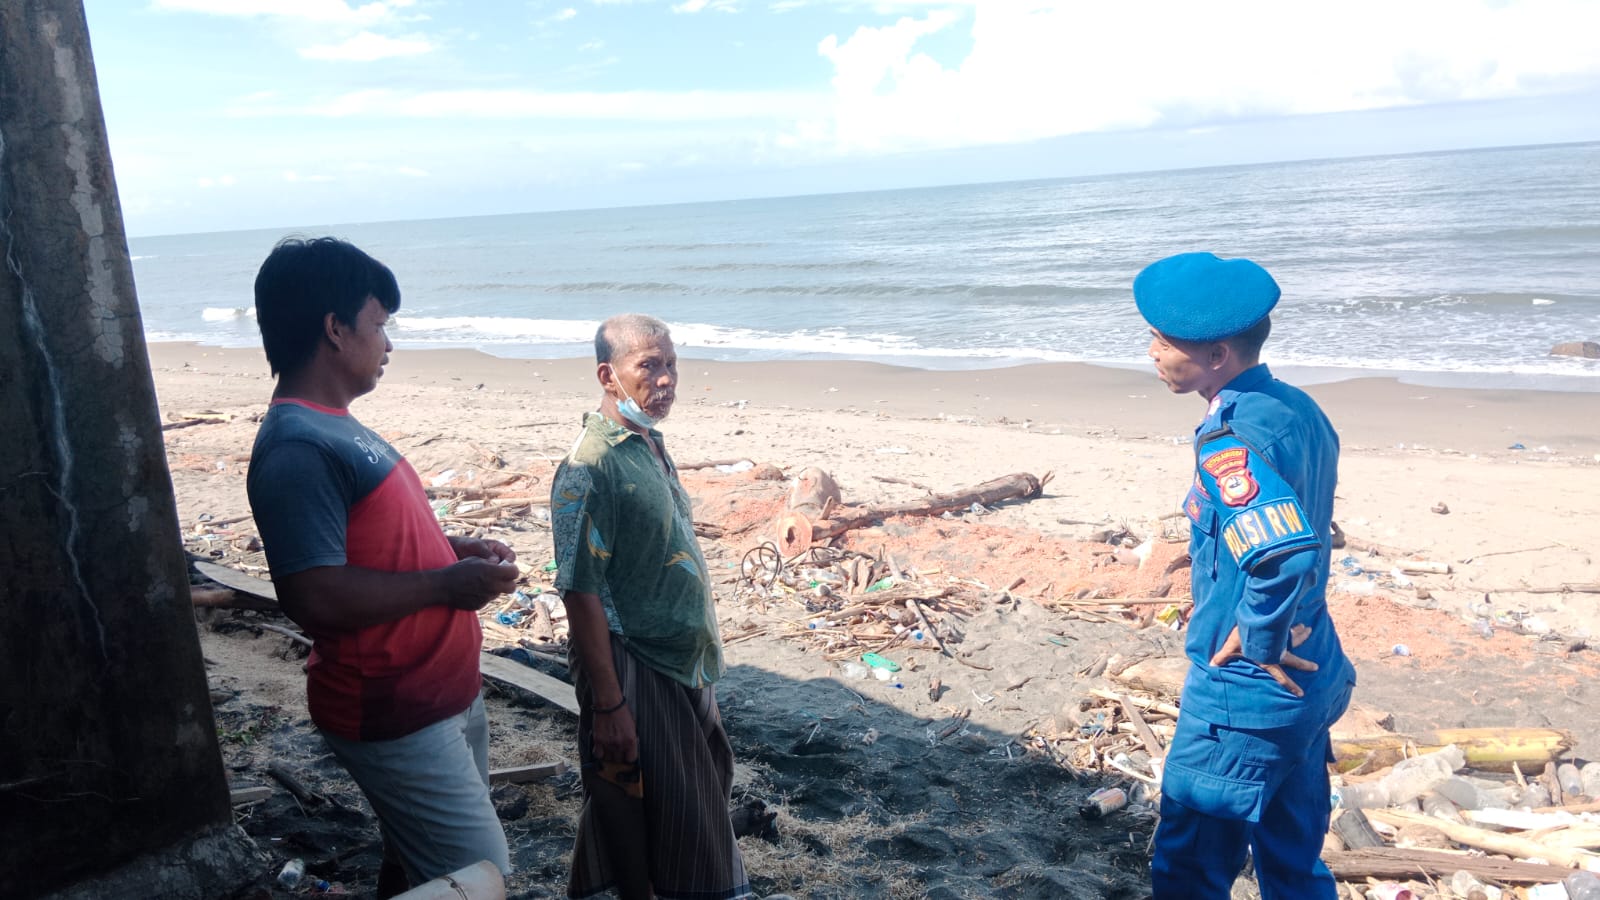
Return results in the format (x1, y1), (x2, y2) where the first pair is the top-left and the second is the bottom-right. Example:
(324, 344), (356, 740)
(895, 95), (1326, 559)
(1208, 340), (1232, 370)
(323, 312), (346, 351)
(596, 362), (615, 391)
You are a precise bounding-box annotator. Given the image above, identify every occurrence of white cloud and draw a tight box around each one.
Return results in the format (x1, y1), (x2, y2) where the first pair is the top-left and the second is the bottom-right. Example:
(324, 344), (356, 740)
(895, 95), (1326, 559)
(300, 31), (434, 61)
(151, 0), (404, 25)
(672, 0), (740, 11)
(396, 166), (430, 177)
(802, 0), (1600, 154)
(556, 7), (578, 19)
(195, 174), (236, 188)
(578, 40), (606, 51)
(283, 171), (336, 182)
(230, 87), (828, 121)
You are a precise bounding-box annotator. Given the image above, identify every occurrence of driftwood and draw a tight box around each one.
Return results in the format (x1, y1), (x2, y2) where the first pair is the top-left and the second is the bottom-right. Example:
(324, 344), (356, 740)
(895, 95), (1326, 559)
(778, 472), (1049, 557)
(1367, 808), (1600, 869)
(267, 761), (327, 808)
(776, 467), (843, 557)
(1107, 656), (1189, 698)
(676, 457), (755, 471)
(1322, 847), (1582, 884)
(1333, 727), (1574, 773)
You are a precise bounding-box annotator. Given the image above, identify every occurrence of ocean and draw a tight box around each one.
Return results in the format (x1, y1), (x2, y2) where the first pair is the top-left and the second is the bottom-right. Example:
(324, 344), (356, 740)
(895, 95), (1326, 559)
(129, 141), (1600, 390)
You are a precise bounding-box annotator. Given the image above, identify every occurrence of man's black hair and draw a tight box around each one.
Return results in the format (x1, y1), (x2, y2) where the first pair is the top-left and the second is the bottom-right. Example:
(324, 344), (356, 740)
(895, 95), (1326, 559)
(254, 237), (401, 376)
(1226, 315), (1272, 365)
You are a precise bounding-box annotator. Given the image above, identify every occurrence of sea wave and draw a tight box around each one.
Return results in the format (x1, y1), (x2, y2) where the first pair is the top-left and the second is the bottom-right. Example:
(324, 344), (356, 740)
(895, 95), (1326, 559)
(201, 306), (255, 321)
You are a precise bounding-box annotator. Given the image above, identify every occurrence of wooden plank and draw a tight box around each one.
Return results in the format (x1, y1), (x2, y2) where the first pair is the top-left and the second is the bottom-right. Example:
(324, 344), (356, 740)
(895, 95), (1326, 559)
(1322, 847), (1578, 884)
(479, 652), (580, 717)
(489, 761), (569, 785)
(229, 784), (272, 806)
(193, 560), (278, 602)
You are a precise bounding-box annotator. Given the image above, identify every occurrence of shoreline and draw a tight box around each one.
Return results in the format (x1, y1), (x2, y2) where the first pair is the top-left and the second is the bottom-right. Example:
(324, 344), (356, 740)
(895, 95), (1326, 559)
(149, 340), (1600, 459)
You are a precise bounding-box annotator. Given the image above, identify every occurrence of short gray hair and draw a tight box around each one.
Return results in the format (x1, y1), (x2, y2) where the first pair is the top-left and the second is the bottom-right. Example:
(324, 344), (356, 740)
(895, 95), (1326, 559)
(594, 313), (671, 364)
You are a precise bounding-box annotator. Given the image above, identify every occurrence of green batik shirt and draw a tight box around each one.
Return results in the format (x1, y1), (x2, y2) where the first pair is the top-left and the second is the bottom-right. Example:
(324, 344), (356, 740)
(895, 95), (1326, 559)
(551, 412), (724, 688)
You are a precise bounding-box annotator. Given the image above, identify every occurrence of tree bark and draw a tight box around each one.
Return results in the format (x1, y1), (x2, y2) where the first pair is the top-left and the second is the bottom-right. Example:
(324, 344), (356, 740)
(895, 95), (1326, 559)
(0, 2), (232, 894)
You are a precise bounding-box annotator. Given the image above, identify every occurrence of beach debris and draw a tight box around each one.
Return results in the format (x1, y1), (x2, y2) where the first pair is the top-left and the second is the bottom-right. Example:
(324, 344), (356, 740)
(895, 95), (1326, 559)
(772, 468), (1051, 557)
(1432, 501), (1450, 515)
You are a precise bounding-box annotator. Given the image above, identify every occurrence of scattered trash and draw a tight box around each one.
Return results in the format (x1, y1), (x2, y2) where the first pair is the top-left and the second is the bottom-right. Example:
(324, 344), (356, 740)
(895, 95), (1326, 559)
(1391, 644), (1411, 657)
(715, 460), (754, 473)
(861, 652), (901, 673)
(1078, 786), (1128, 820)
(1431, 501), (1450, 515)
(1509, 443), (1526, 450)
(278, 858), (307, 890)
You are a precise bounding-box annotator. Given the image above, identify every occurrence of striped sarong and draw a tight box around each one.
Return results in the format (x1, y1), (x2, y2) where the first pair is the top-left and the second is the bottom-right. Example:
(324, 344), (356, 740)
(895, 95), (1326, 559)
(568, 634), (752, 900)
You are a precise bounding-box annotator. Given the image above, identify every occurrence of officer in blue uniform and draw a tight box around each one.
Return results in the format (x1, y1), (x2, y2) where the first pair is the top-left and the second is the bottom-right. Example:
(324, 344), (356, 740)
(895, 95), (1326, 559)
(1135, 252), (1357, 899)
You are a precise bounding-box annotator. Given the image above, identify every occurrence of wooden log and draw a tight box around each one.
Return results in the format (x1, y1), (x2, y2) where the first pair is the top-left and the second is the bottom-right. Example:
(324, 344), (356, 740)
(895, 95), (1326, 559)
(1333, 727), (1574, 774)
(1322, 847), (1581, 884)
(1396, 560), (1452, 575)
(677, 457), (755, 471)
(479, 652), (580, 716)
(810, 472), (1047, 542)
(1366, 808), (1600, 869)
(266, 762), (326, 808)
(488, 762), (568, 785)
(1107, 656), (1190, 699)
(1089, 688), (1180, 719)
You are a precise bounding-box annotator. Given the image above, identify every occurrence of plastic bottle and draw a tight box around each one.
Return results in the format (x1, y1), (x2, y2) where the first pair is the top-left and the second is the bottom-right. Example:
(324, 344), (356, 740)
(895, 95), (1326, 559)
(1420, 791), (1465, 824)
(840, 663), (868, 680)
(1564, 871), (1600, 900)
(1450, 870), (1501, 900)
(278, 858), (306, 890)
(1333, 780), (1391, 810)
(1559, 763), (1586, 798)
(1526, 884), (1570, 900)
(1521, 783), (1553, 809)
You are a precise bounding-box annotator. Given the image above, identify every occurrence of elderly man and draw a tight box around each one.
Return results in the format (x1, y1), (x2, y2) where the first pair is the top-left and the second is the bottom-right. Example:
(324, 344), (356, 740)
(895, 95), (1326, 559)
(1134, 253), (1357, 899)
(551, 314), (751, 900)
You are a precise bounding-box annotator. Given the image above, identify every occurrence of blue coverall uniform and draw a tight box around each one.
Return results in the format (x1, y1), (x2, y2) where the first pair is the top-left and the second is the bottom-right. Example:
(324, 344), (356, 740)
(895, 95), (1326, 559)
(1151, 364), (1357, 899)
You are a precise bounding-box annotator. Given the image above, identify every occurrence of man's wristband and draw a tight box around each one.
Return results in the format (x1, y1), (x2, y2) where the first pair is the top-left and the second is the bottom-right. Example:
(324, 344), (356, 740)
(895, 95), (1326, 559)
(593, 696), (626, 715)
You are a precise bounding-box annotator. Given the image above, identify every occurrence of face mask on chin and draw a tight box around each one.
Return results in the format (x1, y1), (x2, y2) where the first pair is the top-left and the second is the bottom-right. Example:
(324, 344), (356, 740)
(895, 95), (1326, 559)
(614, 380), (661, 430)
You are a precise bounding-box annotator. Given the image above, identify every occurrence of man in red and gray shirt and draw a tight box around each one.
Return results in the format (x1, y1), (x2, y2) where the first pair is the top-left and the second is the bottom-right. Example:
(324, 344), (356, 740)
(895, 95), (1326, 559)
(246, 237), (518, 896)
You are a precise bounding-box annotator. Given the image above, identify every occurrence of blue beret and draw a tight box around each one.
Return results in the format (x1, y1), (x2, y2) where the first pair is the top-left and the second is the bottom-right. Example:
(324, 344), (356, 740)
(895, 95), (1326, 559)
(1134, 252), (1280, 342)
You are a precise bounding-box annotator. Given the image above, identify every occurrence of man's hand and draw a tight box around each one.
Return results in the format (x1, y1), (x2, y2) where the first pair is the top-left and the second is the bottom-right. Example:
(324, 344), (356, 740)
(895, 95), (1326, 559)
(440, 556), (519, 611)
(450, 536), (517, 565)
(591, 702), (639, 766)
(1209, 624), (1317, 698)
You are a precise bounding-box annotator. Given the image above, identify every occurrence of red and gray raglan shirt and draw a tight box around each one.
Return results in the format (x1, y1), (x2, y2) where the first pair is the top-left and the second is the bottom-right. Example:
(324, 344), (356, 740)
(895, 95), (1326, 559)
(246, 399), (481, 742)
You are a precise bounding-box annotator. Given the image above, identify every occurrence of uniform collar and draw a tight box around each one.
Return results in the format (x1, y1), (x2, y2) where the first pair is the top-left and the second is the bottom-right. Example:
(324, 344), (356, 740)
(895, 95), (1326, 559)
(1202, 364), (1274, 427)
(582, 410), (662, 447)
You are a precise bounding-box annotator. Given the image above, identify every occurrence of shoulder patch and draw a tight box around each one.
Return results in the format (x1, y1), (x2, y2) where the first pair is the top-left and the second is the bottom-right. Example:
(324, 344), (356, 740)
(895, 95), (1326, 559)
(1202, 448), (1259, 507)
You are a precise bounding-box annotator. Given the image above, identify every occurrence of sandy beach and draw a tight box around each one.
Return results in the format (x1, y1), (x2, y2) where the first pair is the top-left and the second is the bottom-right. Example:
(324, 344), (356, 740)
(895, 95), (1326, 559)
(154, 341), (1600, 898)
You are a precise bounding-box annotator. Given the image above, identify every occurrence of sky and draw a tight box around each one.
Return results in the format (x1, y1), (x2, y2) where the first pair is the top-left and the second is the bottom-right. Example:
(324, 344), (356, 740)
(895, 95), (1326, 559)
(80, 0), (1600, 237)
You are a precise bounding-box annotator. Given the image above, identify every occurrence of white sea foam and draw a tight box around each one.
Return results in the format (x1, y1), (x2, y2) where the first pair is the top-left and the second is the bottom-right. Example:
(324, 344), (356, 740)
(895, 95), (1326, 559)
(201, 307), (254, 321)
(393, 315), (1081, 363)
